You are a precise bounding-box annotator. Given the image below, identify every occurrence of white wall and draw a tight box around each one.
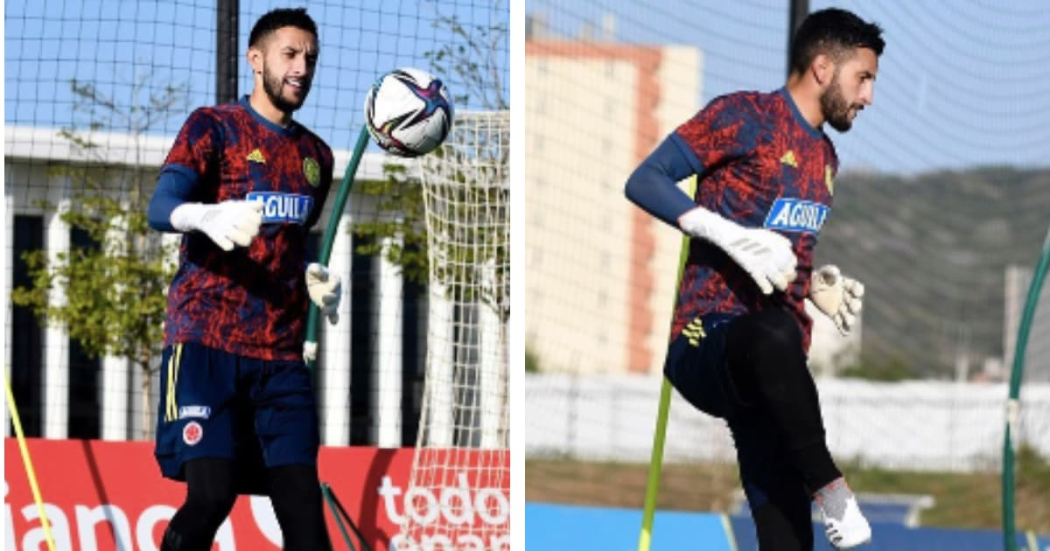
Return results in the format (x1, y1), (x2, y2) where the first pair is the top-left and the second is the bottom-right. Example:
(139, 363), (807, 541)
(524, 373), (1050, 472)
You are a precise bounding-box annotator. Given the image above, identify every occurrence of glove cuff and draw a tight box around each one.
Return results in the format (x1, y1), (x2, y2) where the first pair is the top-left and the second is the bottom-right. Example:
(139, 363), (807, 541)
(170, 202), (204, 233)
(306, 262), (329, 279)
(678, 206), (737, 242)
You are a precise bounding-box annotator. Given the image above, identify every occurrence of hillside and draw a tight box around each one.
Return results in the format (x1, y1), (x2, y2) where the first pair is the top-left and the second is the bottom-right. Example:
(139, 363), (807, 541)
(817, 167), (1050, 379)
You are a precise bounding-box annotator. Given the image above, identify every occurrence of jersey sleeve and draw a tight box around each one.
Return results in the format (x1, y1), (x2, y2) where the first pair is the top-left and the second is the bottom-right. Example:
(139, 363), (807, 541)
(162, 108), (223, 183)
(624, 135), (701, 227)
(673, 94), (762, 174)
(147, 168), (200, 231)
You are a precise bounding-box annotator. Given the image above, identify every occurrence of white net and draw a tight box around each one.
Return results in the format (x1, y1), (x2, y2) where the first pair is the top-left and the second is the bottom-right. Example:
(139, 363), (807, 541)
(396, 111), (510, 551)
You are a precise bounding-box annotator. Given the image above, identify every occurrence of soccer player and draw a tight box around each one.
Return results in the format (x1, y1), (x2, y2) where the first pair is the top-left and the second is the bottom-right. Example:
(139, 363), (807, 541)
(625, 8), (883, 551)
(146, 8), (339, 551)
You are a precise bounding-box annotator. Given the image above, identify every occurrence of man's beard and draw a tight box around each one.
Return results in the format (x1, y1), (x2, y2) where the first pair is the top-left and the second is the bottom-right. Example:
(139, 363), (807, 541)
(262, 64), (307, 113)
(820, 76), (853, 132)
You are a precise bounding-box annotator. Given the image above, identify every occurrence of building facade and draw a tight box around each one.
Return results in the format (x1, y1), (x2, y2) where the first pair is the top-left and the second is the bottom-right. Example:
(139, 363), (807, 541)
(525, 36), (704, 375)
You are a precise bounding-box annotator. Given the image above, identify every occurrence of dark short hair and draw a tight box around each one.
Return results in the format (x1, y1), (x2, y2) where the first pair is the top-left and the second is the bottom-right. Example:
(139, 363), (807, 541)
(790, 8), (884, 74)
(249, 7), (318, 49)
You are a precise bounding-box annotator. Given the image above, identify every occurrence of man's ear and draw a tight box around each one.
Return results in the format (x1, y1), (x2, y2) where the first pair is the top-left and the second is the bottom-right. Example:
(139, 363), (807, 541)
(811, 53), (833, 86)
(247, 46), (263, 75)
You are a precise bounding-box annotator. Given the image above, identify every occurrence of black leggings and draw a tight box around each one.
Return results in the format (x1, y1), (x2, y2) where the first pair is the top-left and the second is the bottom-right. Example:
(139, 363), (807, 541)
(160, 459), (331, 551)
(725, 309), (841, 549)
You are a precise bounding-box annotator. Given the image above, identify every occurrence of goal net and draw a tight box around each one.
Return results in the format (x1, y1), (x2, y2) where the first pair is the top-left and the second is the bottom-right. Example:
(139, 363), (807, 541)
(396, 111), (511, 551)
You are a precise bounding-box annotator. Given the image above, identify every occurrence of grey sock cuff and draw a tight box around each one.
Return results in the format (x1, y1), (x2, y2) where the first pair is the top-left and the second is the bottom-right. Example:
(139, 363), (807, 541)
(815, 477), (853, 520)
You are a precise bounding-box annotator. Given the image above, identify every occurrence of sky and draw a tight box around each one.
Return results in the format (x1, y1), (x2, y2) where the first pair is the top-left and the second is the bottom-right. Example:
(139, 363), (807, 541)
(6, 1), (1049, 175)
(525, 0), (1050, 175)
(5, 0), (509, 153)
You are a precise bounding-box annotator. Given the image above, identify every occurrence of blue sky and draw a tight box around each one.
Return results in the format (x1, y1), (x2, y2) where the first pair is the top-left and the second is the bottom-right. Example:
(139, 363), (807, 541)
(525, 0), (1050, 174)
(7, 1), (1049, 175)
(5, 0), (509, 153)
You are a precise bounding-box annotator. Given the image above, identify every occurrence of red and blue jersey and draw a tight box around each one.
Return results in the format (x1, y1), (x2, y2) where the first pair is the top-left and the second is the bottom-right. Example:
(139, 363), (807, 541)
(162, 97), (334, 361)
(670, 88), (838, 352)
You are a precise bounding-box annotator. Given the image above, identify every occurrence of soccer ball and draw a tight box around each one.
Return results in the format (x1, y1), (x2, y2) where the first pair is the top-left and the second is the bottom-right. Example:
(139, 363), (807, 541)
(364, 68), (454, 157)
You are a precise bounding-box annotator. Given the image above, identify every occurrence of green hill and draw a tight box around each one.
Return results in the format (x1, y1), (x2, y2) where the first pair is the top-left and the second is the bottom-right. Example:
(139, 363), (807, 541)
(817, 166), (1050, 379)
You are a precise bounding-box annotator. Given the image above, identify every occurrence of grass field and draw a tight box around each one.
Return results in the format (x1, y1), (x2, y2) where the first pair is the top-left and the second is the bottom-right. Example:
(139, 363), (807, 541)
(526, 447), (1050, 534)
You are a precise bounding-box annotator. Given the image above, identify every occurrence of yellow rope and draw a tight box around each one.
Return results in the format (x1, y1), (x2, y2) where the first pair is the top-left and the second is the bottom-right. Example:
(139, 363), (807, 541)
(4, 368), (57, 551)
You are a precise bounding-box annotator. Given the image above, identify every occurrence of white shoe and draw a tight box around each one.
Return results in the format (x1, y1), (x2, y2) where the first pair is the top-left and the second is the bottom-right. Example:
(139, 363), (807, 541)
(821, 495), (872, 549)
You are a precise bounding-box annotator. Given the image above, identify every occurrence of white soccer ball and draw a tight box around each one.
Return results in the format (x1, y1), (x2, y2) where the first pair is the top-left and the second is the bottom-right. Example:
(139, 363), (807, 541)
(364, 67), (454, 157)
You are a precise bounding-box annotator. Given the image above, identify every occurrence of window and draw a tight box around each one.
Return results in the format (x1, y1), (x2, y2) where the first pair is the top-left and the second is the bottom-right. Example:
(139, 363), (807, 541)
(401, 254), (426, 446)
(11, 215), (44, 437)
(67, 226), (101, 439)
(349, 233), (375, 445)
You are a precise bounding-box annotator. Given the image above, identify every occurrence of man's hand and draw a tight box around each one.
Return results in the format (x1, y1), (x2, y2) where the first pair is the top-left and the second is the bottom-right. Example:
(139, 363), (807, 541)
(170, 200), (263, 251)
(306, 263), (342, 325)
(809, 264), (864, 336)
(678, 207), (797, 295)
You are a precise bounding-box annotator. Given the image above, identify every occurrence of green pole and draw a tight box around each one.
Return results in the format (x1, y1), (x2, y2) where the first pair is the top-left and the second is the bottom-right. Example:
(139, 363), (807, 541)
(321, 483), (358, 551)
(1002, 225), (1050, 551)
(305, 126), (371, 371)
(638, 378), (675, 551)
(325, 482), (376, 551)
(637, 177), (697, 551)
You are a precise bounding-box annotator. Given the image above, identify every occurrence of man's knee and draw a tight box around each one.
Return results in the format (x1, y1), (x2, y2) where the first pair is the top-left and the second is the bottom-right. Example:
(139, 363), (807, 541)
(269, 464), (322, 498)
(269, 464), (330, 551)
(184, 489), (237, 525)
(161, 460), (238, 551)
(184, 459), (238, 524)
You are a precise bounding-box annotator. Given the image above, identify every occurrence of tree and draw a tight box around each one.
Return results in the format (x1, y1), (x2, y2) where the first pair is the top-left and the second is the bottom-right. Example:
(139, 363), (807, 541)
(351, 163), (430, 285)
(425, 12), (508, 112)
(12, 72), (188, 439)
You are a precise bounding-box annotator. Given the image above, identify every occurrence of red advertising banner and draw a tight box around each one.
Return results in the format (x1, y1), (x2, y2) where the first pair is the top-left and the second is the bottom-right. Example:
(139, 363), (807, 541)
(4, 439), (509, 551)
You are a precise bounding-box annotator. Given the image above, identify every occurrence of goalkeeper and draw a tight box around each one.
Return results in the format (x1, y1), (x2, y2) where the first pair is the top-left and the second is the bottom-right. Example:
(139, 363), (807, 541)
(146, 8), (337, 551)
(625, 8), (883, 551)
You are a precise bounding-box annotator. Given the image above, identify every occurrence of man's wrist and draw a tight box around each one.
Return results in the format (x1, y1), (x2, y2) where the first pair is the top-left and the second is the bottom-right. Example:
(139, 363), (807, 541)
(678, 207), (716, 240)
(170, 202), (204, 232)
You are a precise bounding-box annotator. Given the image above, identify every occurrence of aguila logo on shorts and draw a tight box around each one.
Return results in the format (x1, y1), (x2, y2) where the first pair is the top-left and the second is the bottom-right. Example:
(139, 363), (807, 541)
(178, 405), (211, 420)
(246, 192), (314, 225)
(764, 197), (829, 234)
(183, 421), (203, 446)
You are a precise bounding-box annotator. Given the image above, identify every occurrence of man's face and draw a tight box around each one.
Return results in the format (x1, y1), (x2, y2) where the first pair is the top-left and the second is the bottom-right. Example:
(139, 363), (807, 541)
(820, 47), (878, 132)
(255, 26), (318, 113)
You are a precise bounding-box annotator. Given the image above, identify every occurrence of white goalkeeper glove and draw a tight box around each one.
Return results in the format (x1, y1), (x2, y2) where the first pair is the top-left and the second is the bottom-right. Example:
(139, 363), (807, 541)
(306, 263), (342, 325)
(170, 200), (263, 251)
(678, 207), (797, 295)
(809, 264), (864, 336)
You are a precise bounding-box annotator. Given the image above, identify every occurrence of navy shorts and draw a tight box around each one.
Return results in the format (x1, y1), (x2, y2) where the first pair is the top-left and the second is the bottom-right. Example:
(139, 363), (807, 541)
(663, 313), (753, 420)
(154, 342), (320, 494)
